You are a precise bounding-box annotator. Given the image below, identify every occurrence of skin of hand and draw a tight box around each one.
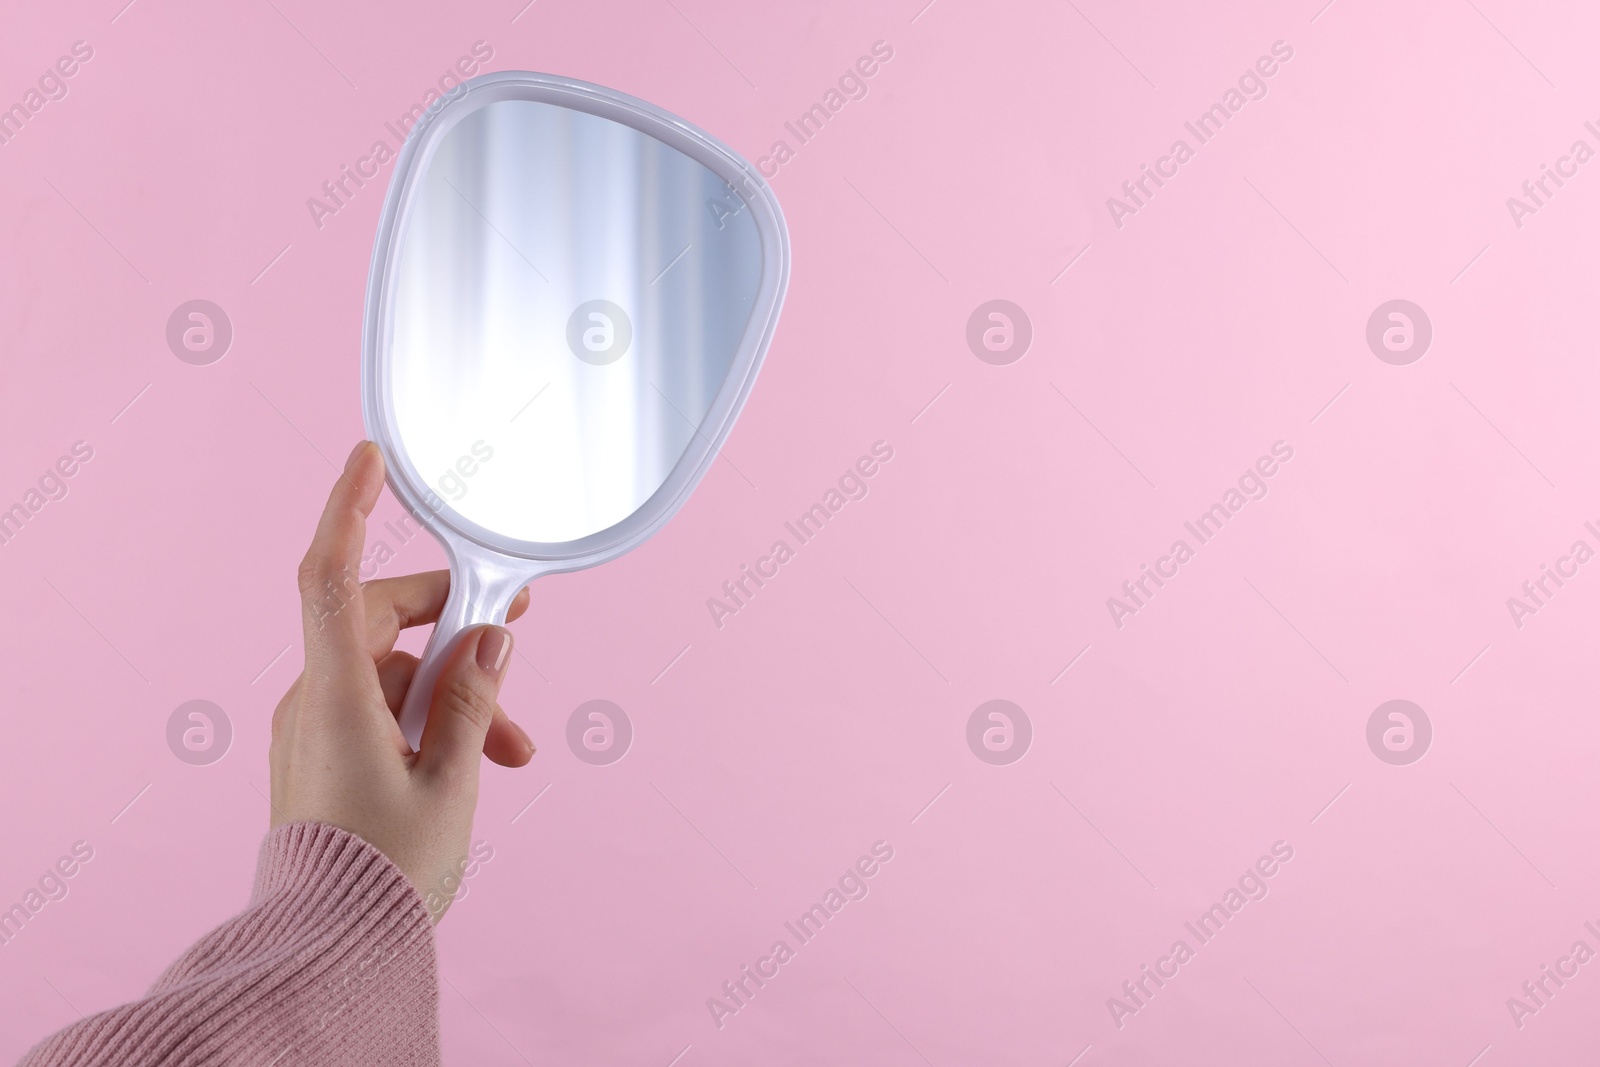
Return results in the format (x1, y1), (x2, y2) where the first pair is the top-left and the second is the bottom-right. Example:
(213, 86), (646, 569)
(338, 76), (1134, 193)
(269, 441), (534, 922)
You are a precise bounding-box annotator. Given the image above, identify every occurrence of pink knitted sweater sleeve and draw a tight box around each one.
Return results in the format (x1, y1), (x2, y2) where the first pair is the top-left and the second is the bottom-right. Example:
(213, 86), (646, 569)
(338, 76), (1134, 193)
(17, 822), (440, 1067)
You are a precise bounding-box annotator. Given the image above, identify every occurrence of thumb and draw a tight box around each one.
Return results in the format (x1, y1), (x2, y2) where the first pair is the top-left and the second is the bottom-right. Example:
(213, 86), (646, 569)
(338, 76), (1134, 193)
(417, 625), (512, 780)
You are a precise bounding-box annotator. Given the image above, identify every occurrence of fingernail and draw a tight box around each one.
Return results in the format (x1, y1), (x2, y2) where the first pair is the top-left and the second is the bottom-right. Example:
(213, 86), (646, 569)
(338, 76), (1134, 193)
(344, 441), (368, 471)
(476, 626), (511, 675)
(511, 720), (535, 754)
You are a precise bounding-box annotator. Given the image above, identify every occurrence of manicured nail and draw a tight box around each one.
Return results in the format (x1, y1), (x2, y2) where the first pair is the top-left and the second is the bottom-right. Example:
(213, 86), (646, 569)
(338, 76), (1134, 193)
(477, 626), (511, 675)
(511, 720), (535, 754)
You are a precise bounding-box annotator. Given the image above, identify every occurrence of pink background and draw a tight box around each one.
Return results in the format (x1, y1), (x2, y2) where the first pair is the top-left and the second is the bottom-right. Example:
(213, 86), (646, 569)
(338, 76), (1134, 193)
(1, 0), (1597, 1062)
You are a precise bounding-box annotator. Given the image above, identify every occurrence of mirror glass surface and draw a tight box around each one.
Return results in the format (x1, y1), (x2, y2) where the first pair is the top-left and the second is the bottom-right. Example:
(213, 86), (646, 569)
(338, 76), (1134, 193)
(384, 97), (763, 544)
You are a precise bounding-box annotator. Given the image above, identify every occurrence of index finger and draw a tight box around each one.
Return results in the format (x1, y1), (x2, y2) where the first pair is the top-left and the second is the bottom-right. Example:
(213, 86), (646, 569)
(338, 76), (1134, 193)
(298, 442), (385, 670)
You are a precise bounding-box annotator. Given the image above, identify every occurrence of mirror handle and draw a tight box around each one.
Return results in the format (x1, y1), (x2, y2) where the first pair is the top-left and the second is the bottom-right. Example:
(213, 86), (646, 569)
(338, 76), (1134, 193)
(398, 538), (534, 751)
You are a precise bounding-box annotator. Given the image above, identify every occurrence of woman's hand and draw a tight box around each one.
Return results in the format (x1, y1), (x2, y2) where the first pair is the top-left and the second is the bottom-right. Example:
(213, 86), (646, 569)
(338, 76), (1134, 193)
(269, 441), (534, 920)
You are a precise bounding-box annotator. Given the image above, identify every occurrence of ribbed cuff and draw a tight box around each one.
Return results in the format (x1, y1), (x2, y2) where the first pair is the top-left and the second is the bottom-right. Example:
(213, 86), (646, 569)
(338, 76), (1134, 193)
(20, 822), (440, 1067)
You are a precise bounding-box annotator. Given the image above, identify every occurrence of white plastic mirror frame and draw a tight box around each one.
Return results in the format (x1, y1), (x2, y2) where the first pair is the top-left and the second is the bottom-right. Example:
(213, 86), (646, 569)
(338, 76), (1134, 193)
(361, 71), (789, 748)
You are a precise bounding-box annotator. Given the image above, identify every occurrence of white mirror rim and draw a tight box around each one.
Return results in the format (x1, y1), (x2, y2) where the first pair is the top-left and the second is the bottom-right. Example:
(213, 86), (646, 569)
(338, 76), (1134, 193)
(362, 70), (789, 566)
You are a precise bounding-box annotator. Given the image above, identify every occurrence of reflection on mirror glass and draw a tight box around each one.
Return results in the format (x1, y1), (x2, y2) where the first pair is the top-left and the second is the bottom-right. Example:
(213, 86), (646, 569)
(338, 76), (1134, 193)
(385, 98), (763, 544)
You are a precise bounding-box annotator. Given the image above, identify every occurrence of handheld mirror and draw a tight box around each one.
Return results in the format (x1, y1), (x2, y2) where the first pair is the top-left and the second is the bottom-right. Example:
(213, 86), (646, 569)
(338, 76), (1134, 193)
(362, 72), (789, 749)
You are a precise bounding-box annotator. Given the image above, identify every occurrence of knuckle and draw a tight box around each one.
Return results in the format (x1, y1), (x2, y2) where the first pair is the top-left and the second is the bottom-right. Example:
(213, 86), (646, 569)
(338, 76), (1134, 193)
(297, 556), (359, 624)
(363, 589), (400, 638)
(295, 553), (326, 599)
(442, 679), (497, 732)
